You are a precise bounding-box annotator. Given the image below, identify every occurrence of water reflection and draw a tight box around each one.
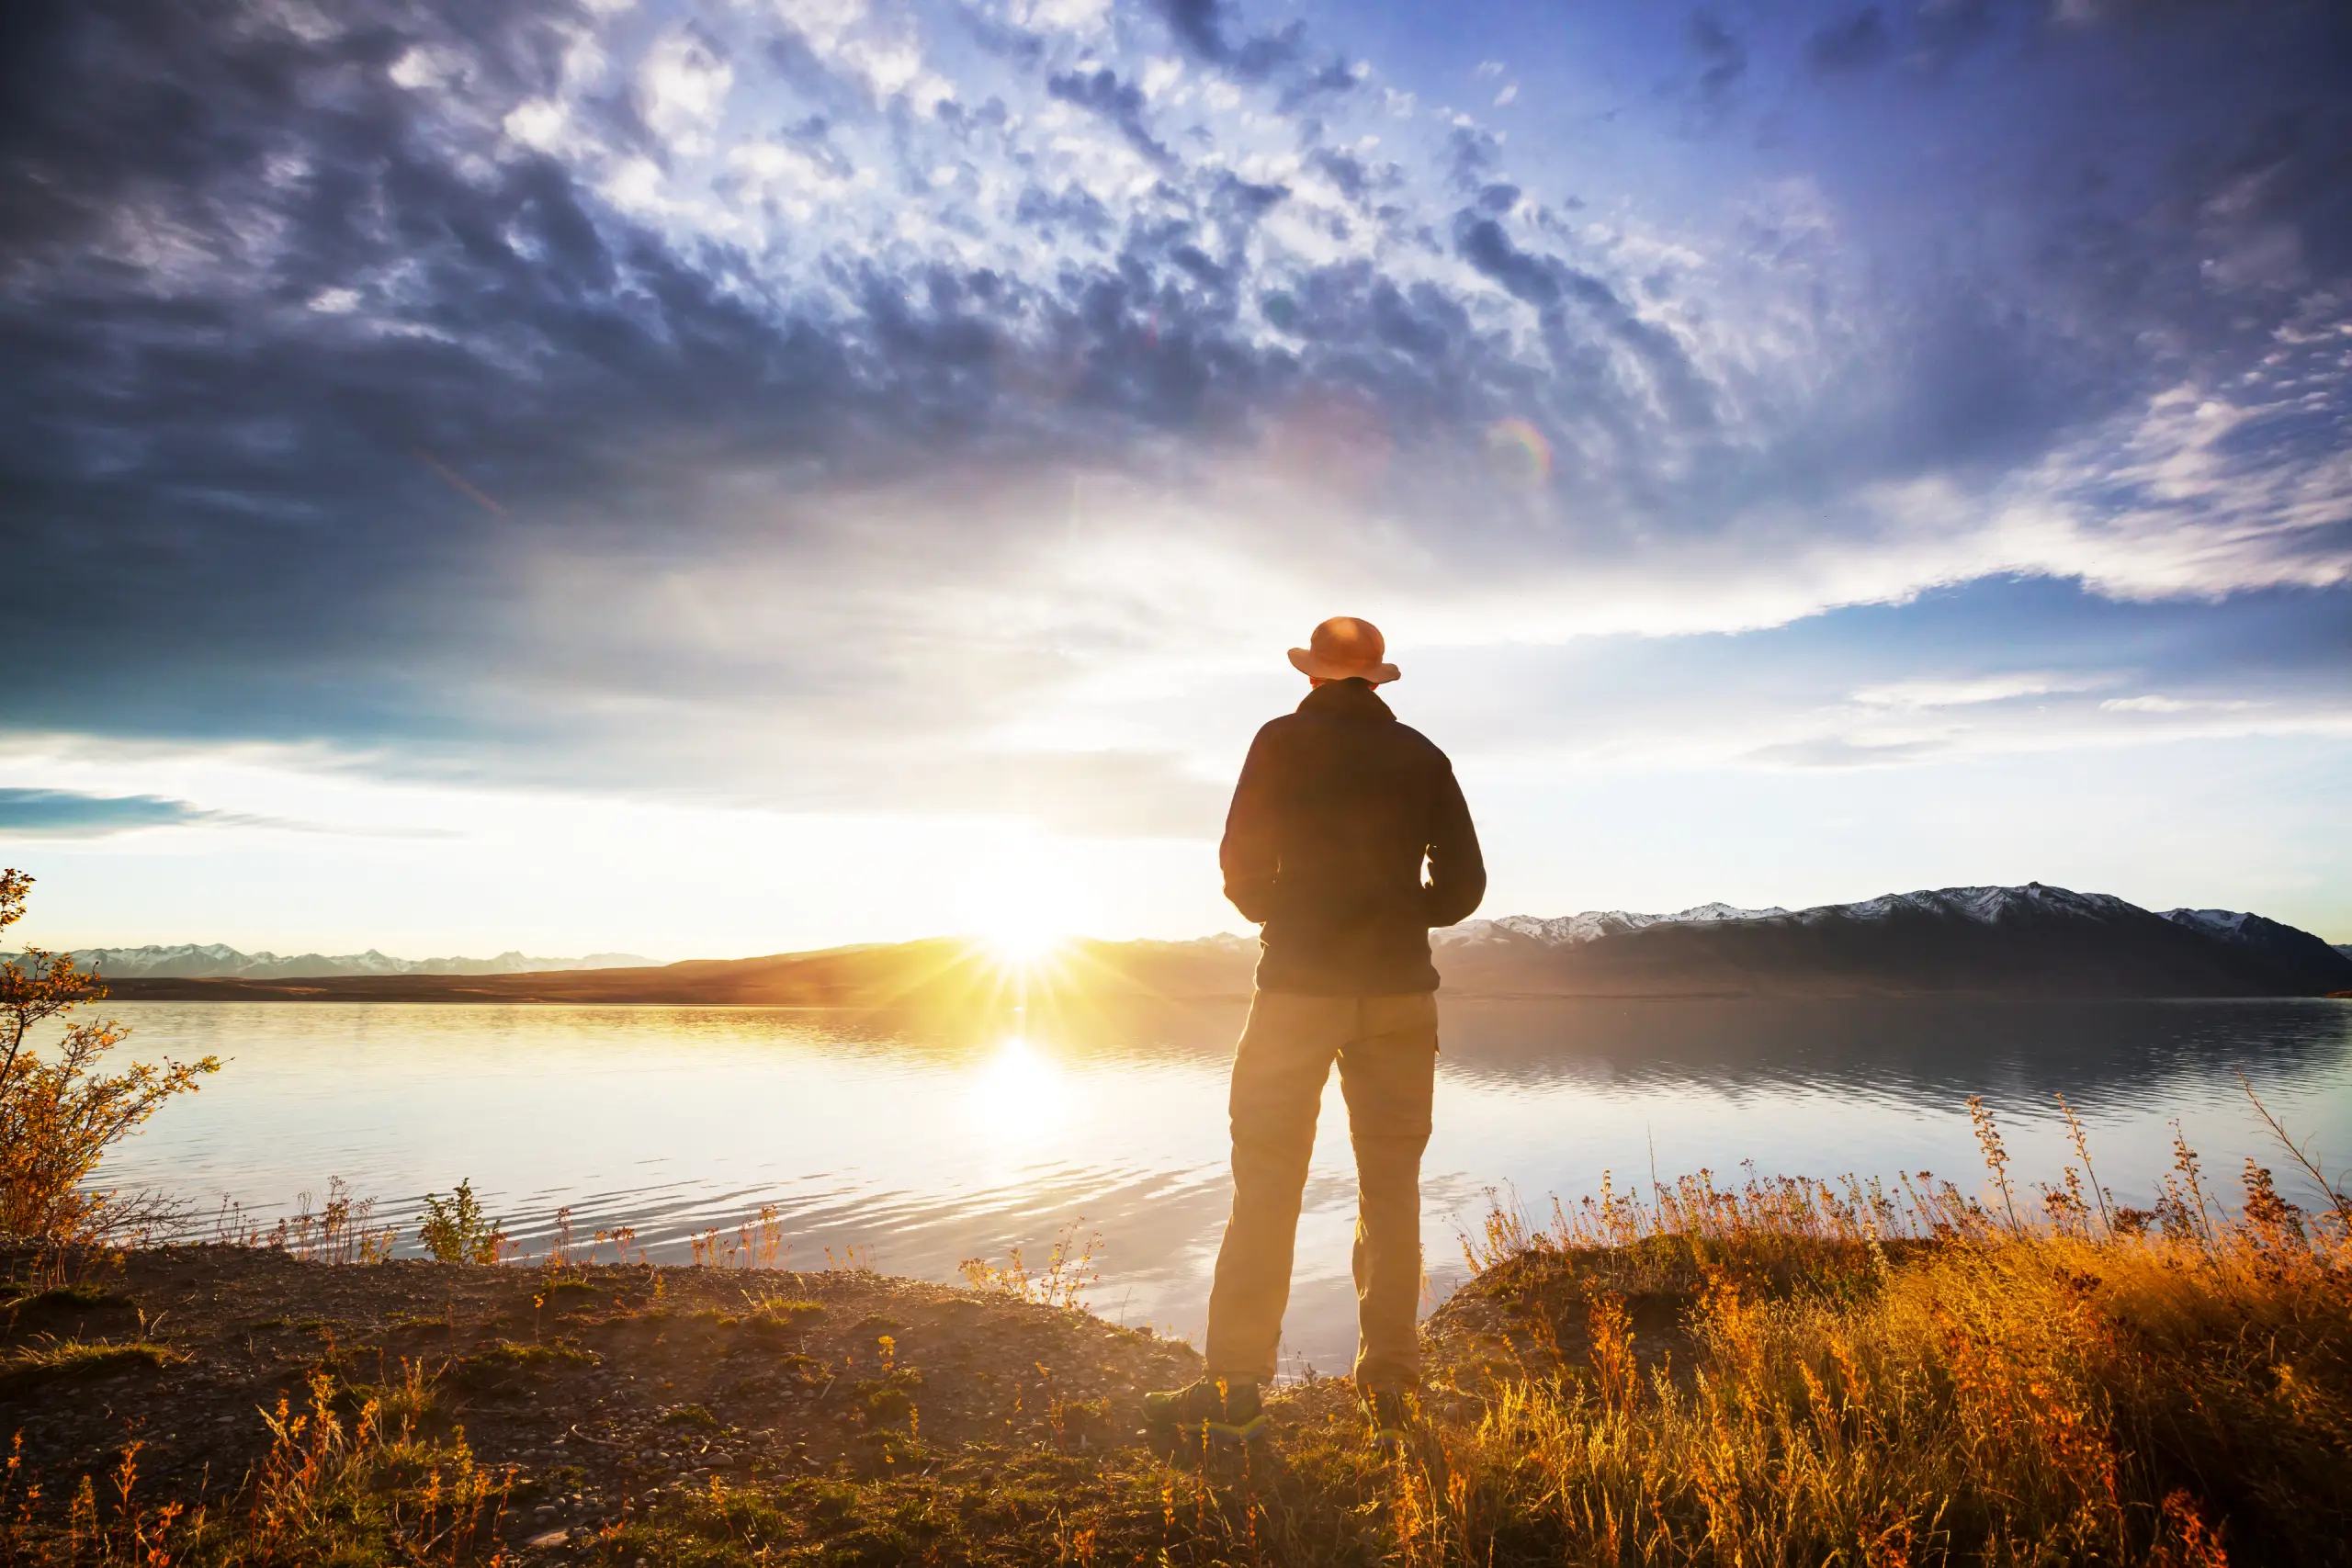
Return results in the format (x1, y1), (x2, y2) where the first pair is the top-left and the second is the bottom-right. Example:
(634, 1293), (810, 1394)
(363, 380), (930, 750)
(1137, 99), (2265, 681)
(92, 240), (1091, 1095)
(1435, 998), (2351, 1109)
(98, 997), (2351, 1377)
(973, 1034), (1070, 1137)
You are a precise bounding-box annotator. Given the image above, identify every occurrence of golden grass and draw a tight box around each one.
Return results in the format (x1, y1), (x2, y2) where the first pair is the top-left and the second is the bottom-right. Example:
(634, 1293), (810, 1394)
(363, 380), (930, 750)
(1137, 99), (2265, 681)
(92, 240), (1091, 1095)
(0, 1337), (186, 1394)
(7, 1094), (2346, 1566)
(607, 1096), (2350, 1567)
(2, 1362), (513, 1566)
(1372, 1091), (2352, 1566)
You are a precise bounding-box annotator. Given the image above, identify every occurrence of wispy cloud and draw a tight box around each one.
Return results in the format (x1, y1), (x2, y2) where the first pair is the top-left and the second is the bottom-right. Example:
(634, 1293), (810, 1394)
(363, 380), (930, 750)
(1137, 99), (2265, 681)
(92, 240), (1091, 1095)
(1851, 674), (2110, 710)
(0, 789), (227, 838)
(2100, 695), (2263, 715)
(0, 786), (454, 841)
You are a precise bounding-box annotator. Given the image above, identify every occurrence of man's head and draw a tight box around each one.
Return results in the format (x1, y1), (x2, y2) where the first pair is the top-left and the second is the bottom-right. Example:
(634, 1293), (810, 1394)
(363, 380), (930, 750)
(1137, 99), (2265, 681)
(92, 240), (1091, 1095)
(1288, 616), (1399, 686)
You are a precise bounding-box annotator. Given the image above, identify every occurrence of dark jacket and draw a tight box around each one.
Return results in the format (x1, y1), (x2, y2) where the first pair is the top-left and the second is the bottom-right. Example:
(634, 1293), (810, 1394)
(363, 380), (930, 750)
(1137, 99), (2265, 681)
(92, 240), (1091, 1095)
(1219, 678), (1486, 995)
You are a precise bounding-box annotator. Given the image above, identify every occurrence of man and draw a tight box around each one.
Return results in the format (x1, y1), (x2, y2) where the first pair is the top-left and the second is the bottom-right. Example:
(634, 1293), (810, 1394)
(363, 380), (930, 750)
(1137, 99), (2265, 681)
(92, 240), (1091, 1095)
(1146, 615), (1485, 1450)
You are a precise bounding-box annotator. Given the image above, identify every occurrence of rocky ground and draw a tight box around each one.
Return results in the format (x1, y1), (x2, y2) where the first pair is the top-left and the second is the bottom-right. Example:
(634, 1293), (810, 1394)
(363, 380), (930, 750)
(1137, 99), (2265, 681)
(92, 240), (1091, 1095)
(0, 1245), (1228, 1556)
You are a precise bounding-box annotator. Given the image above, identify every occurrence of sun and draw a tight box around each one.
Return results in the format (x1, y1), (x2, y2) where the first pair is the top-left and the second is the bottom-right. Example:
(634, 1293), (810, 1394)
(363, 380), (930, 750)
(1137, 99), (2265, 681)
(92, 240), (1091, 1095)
(961, 837), (1078, 977)
(981, 917), (1068, 972)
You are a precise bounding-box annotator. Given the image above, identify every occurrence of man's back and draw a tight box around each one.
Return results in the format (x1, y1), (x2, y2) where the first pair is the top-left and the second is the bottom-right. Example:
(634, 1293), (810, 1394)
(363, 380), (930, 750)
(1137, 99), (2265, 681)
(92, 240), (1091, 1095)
(1149, 616), (1482, 1439)
(1219, 676), (1486, 995)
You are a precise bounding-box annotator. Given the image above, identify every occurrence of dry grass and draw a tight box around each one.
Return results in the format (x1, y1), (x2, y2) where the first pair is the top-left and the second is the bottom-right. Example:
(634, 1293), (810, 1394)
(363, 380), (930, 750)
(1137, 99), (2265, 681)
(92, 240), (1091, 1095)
(604, 1096), (2349, 1567)
(0, 1337), (185, 1395)
(959, 1218), (1102, 1311)
(4, 1094), (2343, 1566)
(1376, 1092), (2350, 1567)
(1409, 1206), (2346, 1562)
(1, 1362), (512, 1565)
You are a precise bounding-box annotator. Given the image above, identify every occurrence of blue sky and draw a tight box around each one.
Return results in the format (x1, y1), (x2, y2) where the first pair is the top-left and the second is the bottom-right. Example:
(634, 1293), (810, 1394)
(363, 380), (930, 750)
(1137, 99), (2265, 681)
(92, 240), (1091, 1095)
(1, 0), (2347, 954)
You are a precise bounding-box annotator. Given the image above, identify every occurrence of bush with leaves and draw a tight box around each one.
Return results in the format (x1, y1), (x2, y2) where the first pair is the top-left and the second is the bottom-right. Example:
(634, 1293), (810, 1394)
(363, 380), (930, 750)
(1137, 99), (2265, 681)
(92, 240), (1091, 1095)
(0, 870), (219, 1247)
(415, 1179), (510, 1264)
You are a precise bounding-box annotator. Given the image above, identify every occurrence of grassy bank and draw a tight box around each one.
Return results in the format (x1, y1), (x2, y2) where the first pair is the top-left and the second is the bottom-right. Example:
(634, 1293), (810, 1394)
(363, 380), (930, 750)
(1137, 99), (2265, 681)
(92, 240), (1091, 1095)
(3, 1124), (2347, 1565)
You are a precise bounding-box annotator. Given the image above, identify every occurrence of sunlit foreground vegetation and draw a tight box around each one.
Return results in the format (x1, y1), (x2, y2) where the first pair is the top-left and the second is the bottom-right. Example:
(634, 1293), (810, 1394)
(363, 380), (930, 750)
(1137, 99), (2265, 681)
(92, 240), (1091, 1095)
(4, 866), (2348, 1565)
(609, 1113), (2348, 1568)
(4, 1100), (2344, 1567)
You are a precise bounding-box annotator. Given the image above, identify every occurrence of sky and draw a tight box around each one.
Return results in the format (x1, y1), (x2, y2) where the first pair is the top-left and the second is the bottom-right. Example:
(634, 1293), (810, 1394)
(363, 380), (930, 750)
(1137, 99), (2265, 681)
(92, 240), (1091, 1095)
(1, 0), (2348, 957)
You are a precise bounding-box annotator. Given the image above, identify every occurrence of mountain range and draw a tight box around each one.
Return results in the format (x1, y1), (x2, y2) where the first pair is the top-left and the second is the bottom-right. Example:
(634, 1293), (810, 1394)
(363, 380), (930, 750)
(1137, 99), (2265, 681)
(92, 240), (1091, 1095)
(1429, 884), (2352, 999)
(82, 884), (2352, 1004)
(13, 943), (651, 980)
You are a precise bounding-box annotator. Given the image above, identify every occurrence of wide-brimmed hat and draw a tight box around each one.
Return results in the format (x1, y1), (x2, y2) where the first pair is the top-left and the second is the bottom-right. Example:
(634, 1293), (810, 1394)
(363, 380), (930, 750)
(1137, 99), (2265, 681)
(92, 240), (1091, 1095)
(1288, 615), (1399, 683)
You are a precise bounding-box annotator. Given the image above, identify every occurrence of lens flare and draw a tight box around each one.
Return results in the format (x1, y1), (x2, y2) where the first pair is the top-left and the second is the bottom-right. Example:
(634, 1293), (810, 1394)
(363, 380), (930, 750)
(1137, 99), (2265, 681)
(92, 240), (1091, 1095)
(1485, 417), (1553, 487)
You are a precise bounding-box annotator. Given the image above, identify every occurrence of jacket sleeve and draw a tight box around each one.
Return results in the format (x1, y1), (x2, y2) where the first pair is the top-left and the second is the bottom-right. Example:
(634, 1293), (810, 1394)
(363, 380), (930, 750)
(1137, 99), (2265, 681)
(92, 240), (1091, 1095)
(1422, 756), (1487, 928)
(1218, 724), (1283, 924)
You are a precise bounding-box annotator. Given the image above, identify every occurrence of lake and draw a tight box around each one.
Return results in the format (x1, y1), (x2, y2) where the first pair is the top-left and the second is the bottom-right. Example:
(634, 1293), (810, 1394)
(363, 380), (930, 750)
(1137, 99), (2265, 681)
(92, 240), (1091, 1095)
(96, 996), (2352, 1379)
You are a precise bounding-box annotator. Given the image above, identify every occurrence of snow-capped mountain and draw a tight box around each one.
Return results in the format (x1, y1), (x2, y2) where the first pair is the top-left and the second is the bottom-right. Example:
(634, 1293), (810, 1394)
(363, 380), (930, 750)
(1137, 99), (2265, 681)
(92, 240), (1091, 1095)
(1432, 884), (2352, 998)
(2162, 908), (2352, 991)
(10, 943), (651, 980)
(1437, 904), (1792, 948)
(1439, 884), (2163, 948)
(62, 887), (2352, 1004)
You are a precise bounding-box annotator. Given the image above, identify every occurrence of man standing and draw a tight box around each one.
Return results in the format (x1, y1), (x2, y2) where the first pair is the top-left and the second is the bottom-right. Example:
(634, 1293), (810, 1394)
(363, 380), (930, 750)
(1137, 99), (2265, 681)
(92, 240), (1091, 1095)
(1147, 615), (1486, 1449)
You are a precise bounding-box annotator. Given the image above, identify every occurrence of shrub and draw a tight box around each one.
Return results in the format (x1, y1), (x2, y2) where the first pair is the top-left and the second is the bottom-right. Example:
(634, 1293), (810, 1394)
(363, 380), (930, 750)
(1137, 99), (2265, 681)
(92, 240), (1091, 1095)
(0, 870), (218, 1248)
(414, 1179), (510, 1264)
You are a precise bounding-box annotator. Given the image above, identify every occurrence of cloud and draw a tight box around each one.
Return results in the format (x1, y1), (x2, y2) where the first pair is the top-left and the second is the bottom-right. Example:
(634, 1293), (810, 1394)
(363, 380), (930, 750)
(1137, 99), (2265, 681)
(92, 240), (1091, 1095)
(2099, 695), (2261, 715)
(1688, 11), (1747, 102)
(0, 789), (225, 837)
(1046, 67), (1175, 166)
(1149, 0), (1302, 82)
(1851, 674), (2108, 709)
(0, 0), (2348, 822)
(1740, 738), (1945, 770)
(1807, 7), (1889, 73)
(0, 784), (457, 840)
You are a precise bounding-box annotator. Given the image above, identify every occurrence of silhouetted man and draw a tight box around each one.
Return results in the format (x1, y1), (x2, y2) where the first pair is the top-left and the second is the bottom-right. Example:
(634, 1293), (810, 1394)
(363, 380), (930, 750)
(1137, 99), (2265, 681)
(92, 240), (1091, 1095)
(1147, 615), (1485, 1449)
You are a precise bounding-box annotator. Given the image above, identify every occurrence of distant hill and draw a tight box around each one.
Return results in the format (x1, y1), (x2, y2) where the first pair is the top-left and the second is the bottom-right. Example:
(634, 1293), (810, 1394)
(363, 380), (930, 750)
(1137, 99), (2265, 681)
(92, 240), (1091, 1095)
(89, 936), (1256, 1007)
(1430, 885), (2352, 999)
(87, 885), (2352, 1005)
(14, 943), (652, 980)
(2159, 909), (2352, 994)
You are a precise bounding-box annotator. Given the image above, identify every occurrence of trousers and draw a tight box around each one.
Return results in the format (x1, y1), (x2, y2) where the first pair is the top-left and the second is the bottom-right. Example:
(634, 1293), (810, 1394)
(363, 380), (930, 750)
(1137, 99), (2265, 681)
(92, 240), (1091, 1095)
(1201, 989), (1439, 1393)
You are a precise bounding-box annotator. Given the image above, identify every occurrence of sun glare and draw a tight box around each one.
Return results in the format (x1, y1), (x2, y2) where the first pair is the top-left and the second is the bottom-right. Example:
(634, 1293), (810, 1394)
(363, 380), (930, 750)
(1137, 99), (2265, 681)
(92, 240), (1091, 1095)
(977, 890), (1070, 972)
(984, 922), (1068, 971)
(974, 1033), (1069, 1131)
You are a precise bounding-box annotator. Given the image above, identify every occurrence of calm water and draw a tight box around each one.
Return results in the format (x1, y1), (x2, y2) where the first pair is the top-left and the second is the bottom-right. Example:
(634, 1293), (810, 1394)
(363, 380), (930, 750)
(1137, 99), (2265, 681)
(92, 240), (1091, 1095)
(97, 997), (2352, 1378)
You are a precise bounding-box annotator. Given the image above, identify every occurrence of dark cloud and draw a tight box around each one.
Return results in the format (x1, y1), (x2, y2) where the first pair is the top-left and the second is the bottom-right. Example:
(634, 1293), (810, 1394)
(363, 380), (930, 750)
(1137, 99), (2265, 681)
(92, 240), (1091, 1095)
(1688, 11), (1747, 100)
(0, 0), (2346, 804)
(1807, 7), (1889, 73)
(1306, 147), (1377, 204)
(1445, 126), (1503, 192)
(1046, 68), (1175, 167)
(1278, 57), (1361, 113)
(1151, 0), (1303, 82)
(1804, 0), (2030, 77)
(1452, 211), (1719, 446)
(0, 790), (220, 837)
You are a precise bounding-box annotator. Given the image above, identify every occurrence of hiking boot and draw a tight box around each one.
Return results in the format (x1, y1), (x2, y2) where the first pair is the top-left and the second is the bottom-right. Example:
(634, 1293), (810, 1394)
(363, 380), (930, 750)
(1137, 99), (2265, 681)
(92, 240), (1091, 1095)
(1363, 1387), (1417, 1450)
(1142, 1377), (1267, 1446)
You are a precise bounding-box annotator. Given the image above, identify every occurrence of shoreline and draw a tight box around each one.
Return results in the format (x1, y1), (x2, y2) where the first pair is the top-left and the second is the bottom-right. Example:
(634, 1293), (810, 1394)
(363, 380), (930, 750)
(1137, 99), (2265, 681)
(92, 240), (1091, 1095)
(93, 979), (2352, 1004)
(6, 1192), (2348, 1564)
